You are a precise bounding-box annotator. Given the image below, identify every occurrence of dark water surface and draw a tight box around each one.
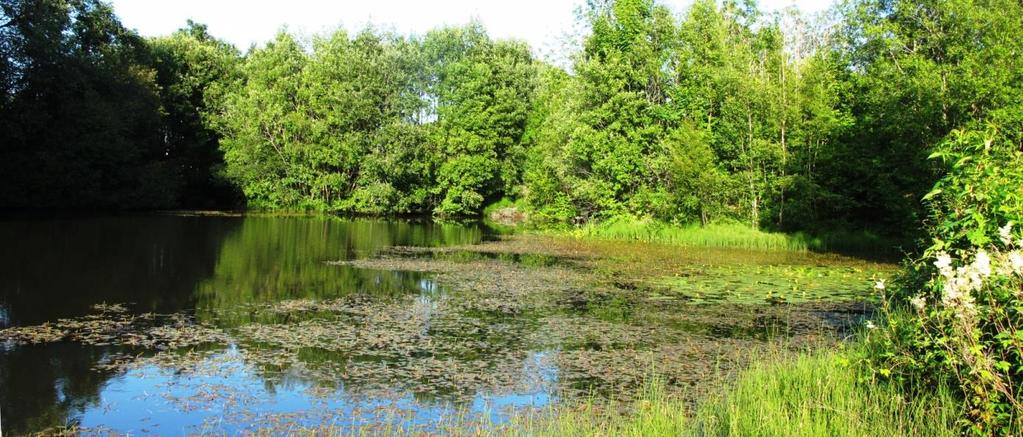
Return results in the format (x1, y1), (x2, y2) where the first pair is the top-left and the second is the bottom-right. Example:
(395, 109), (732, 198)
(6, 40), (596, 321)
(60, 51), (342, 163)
(0, 214), (886, 435)
(0, 214), (506, 435)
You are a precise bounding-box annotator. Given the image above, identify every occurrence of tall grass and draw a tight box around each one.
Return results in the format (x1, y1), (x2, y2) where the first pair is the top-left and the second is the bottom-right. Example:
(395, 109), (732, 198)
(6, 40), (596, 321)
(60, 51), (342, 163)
(688, 347), (960, 437)
(570, 218), (900, 257)
(575, 220), (815, 252)
(518, 347), (961, 437)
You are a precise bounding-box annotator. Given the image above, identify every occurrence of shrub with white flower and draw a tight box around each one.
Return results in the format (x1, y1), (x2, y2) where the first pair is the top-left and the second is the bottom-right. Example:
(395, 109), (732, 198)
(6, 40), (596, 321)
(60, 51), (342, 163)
(867, 129), (1023, 432)
(874, 224), (1023, 432)
(926, 236), (1023, 316)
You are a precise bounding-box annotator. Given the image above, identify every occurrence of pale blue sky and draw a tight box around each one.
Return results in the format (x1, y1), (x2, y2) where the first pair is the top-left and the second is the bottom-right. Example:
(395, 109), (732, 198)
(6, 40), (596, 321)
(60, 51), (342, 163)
(109, 0), (834, 55)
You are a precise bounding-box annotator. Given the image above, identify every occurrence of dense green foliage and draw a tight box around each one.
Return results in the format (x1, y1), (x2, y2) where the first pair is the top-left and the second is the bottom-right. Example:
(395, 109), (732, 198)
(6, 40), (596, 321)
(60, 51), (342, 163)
(0, 0), (169, 208)
(833, 0), (1023, 432)
(868, 127), (1023, 433)
(0, 1), (244, 208)
(147, 21), (243, 207)
(189, 23), (536, 215)
(519, 0), (1022, 240)
(5, 0), (1017, 243)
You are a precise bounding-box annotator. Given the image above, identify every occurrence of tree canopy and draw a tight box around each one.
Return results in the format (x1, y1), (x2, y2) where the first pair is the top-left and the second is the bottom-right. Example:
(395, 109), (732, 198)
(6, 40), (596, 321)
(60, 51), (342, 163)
(3, 0), (1022, 242)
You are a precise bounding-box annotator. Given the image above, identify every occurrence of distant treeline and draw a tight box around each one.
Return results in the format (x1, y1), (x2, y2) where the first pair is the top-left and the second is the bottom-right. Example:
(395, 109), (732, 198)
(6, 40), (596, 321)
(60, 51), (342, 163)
(2, 0), (1021, 239)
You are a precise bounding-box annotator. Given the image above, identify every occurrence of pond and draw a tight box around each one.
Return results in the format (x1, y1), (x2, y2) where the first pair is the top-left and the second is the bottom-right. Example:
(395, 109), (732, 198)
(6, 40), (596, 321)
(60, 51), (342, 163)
(0, 214), (893, 435)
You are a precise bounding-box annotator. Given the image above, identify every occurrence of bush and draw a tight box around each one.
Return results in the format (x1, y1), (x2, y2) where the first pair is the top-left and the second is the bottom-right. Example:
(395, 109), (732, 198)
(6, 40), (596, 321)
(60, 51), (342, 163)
(868, 127), (1023, 433)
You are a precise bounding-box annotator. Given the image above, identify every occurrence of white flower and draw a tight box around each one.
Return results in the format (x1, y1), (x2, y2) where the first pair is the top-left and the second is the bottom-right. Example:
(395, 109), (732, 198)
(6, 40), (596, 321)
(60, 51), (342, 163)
(934, 251), (953, 277)
(874, 279), (886, 291)
(942, 272), (970, 306)
(865, 320), (877, 329)
(1000, 223), (1015, 246)
(942, 292), (957, 307)
(942, 282), (962, 306)
(1010, 251), (1023, 275)
(973, 250), (992, 278)
(941, 264), (980, 316)
(910, 295), (926, 311)
(966, 268), (984, 292)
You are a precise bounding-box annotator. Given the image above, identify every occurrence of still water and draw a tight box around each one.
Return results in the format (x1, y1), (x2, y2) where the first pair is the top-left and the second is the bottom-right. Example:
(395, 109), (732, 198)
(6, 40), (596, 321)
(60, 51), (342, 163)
(0, 214), (883, 435)
(0, 214), (517, 435)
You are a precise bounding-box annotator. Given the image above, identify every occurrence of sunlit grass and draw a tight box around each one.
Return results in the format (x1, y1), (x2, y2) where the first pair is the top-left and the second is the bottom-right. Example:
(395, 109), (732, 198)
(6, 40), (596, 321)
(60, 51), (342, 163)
(686, 347), (960, 437)
(514, 346), (960, 437)
(566, 218), (899, 257)
(573, 220), (814, 251)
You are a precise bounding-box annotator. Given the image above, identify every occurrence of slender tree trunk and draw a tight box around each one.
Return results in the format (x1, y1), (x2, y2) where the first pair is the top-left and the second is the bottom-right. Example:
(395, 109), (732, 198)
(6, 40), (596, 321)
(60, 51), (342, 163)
(778, 56), (788, 229)
(746, 108), (759, 230)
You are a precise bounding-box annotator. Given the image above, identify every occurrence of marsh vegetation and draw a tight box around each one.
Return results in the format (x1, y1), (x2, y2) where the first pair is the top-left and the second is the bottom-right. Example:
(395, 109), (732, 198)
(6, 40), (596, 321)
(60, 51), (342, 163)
(0, 215), (889, 435)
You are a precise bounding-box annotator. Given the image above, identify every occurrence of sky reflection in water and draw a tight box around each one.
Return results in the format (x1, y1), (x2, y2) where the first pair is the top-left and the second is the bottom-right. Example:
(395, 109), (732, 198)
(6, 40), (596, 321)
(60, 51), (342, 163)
(0, 214), (883, 435)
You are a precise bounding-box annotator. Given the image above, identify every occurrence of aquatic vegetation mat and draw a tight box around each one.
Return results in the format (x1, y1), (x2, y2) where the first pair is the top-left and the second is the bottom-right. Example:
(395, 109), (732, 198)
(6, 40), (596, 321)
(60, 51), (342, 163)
(0, 235), (892, 434)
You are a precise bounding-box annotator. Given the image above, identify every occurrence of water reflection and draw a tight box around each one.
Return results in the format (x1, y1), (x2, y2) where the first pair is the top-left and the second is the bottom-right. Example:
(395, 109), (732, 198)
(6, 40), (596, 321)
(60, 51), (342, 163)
(0, 215), (239, 326)
(0, 214), (880, 435)
(0, 214), (490, 435)
(72, 348), (554, 435)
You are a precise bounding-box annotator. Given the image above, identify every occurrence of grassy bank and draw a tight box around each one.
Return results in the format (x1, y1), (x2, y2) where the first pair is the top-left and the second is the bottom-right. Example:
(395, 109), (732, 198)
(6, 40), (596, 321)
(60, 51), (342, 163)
(560, 218), (899, 257)
(519, 346), (960, 437)
(225, 346), (959, 436)
(575, 220), (811, 251)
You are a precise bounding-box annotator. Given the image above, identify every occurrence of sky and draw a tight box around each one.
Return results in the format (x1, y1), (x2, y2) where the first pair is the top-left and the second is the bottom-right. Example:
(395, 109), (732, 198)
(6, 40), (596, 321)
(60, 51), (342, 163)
(109, 0), (835, 56)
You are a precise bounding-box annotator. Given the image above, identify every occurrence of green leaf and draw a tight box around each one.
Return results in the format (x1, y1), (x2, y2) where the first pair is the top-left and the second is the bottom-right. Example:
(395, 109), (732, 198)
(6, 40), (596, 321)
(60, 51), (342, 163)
(922, 188), (943, 201)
